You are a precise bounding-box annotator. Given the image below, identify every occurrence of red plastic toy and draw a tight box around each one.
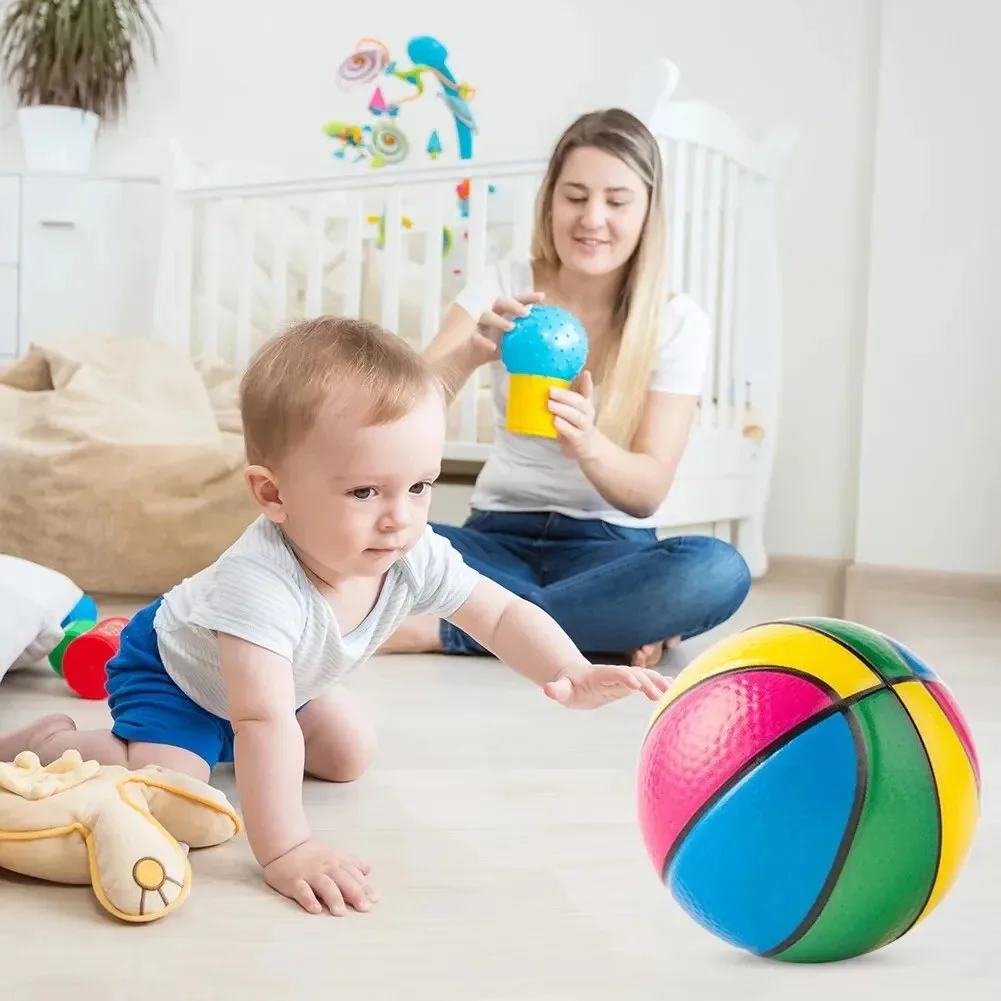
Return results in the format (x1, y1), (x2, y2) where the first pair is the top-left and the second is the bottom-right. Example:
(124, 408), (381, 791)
(61, 617), (128, 700)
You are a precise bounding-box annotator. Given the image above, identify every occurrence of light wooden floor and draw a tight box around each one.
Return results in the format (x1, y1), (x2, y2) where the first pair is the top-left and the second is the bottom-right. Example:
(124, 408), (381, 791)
(0, 573), (997, 1000)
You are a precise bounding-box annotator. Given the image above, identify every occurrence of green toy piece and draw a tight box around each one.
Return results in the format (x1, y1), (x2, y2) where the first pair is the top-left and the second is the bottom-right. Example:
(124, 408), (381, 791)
(49, 619), (97, 676)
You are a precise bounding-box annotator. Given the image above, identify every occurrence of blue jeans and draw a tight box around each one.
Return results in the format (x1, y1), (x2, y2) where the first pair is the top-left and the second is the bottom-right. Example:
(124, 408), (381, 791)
(431, 511), (752, 657)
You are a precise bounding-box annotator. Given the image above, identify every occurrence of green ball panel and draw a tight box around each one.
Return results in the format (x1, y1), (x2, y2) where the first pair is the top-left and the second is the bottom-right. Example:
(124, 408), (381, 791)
(770, 688), (940, 962)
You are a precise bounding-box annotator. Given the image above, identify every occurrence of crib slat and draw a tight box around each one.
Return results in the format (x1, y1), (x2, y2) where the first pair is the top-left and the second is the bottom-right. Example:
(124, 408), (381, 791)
(687, 146), (711, 423)
(460, 178), (491, 445)
(380, 189), (403, 333)
(236, 201), (254, 365)
(716, 161), (740, 429)
(421, 183), (445, 346)
(200, 201), (222, 359)
(270, 199), (289, 332)
(344, 194), (363, 319)
(174, 201), (194, 354)
(733, 172), (752, 420)
(701, 152), (724, 428)
(669, 141), (689, 293)
(513, 175), (537, 261)
(304, 198), (325, 316)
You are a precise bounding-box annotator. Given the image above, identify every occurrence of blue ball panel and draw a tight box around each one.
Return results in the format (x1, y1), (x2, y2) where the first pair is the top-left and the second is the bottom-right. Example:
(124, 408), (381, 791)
(666, 711), (860, 955)
(500, 304), (588, 380)
(883, 637), (938, 680)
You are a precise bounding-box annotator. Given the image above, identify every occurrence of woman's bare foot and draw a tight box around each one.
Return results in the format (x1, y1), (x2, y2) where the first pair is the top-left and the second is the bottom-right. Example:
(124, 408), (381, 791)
(630, 636), (682, 669)
(377, 614), (443, 654)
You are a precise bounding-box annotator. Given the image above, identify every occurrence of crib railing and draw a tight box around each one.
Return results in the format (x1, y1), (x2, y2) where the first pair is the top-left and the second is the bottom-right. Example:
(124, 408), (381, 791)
(153, 87), (793, 473)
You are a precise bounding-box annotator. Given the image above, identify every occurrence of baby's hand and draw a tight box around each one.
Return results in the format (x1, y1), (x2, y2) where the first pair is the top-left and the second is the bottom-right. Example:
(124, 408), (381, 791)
(543, 663), (671, 709)
(263, 839), (377, 916)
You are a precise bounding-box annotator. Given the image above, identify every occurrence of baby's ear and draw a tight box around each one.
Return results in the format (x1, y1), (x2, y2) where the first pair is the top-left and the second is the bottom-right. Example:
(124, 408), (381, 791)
(245, 465), (285, 522)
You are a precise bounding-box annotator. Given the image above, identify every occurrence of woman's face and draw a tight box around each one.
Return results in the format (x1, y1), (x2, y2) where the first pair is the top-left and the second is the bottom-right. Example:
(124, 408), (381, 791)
(550, 145), (650, 278)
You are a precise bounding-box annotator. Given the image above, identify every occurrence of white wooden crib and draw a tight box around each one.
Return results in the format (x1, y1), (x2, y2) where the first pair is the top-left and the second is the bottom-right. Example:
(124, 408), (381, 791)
(152, 60), (795, 577)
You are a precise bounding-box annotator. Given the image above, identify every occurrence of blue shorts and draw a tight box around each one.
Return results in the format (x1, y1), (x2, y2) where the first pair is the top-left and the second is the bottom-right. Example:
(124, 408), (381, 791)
(106, 597), (236, 769)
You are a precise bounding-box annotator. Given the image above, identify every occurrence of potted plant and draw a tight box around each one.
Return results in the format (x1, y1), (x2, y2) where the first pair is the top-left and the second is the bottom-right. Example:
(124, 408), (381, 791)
(0, 0), (159, 173)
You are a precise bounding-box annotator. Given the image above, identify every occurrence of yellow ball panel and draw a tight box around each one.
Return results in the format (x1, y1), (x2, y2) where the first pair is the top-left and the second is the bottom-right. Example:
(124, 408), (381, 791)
(893, 680), (980, 926)
(646, 622), (883, 733)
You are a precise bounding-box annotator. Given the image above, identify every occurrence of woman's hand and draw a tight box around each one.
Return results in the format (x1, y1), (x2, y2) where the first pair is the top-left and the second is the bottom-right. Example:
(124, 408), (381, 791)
(548, 370), (600, 461)
(468, 292), (546, 367)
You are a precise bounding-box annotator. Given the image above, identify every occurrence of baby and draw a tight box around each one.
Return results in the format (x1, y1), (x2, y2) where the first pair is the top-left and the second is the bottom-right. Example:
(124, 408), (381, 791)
(0, 316), (669, 916)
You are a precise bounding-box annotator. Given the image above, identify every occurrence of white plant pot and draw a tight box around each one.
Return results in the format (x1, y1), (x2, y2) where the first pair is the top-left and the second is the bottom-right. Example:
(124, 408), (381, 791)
(17, 105), (100, 174)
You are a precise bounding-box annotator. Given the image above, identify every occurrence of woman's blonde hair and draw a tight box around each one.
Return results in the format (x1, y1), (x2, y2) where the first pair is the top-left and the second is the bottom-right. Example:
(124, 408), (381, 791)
(531, 108), (669, 447)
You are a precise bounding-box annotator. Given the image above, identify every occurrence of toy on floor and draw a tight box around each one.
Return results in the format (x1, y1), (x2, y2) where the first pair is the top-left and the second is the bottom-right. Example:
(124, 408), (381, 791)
(0, 749), (240, 922)
(636, 617), (980, 963)
(0, 554), (98, 685)
(500, 305), (589, 439)
(49, 617), (129, 700)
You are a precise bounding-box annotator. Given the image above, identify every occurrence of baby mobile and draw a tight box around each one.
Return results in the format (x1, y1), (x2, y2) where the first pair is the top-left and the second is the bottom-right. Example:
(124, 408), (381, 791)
(324, 34), (477, 168)
(323, 34), (491, 271)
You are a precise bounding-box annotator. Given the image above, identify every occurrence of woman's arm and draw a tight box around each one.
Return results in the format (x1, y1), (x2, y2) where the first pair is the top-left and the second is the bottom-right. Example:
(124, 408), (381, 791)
(549, 379), (699, 519)
(424, 292), (546, 404)
(423, 304), (485, 404)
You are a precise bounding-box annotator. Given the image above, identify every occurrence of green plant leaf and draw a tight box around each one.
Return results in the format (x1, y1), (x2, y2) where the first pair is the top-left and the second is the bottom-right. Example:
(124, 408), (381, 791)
(0, 0), (159, 119)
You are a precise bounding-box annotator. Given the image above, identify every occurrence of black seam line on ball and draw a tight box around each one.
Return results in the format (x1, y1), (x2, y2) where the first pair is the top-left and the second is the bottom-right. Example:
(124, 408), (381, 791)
(641, 664), (843, 757)
(659, 682), (886, 883)
(758, 619), (907, 685)
(774, 623), (946, 942)
(760, 706), (869, 958)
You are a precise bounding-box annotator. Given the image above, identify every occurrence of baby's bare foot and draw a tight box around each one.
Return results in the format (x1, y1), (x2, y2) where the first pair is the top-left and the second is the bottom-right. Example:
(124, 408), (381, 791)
(0, 713), (78, 765)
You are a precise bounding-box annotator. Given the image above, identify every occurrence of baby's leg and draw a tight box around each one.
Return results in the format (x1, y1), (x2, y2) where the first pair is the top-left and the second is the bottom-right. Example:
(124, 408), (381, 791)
(0, 713), (210, 781)
(297, 686), (376, 783)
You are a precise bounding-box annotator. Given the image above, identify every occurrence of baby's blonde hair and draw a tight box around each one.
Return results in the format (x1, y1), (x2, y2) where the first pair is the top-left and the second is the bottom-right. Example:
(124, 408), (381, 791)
(240, 316), (438, 469)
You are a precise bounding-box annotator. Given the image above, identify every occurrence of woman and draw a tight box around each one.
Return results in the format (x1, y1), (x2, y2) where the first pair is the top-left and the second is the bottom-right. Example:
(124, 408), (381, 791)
(382, 108), (751, 667)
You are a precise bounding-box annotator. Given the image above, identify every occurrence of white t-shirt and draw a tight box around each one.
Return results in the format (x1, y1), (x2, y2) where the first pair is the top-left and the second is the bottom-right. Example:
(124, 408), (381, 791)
(454, 259), (711, 527)
(153, 516), (479, 719)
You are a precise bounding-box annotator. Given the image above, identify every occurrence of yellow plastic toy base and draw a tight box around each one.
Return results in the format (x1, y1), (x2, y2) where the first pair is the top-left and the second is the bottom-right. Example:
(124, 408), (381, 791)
(506, 373), (569, 438)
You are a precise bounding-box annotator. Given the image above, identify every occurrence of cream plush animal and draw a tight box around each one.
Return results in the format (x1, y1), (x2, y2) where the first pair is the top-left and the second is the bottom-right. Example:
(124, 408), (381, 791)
(0, 749), (241, 921)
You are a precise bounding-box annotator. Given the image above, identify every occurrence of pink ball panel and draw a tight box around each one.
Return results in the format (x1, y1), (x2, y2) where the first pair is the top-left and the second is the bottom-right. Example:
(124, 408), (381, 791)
(637, 670), (835, 874)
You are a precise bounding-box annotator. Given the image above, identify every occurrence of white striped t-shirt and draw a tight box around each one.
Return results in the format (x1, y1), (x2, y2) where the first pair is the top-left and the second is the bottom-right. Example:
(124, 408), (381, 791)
(152, 516), (479, 719)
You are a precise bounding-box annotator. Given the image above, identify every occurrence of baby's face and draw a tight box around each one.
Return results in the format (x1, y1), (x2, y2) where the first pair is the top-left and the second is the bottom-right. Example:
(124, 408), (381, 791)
(272, 385), (446, 579)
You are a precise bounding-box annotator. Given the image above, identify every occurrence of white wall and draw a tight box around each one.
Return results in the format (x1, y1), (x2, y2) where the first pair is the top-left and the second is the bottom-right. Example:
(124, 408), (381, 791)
(0, 0), (877, 562)
(853, 0), (1001, 576)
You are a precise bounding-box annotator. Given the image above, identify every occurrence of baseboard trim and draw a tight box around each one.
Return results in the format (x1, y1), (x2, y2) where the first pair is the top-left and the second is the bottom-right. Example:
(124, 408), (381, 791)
(762, 557), (1001, 621)
(762, 555), (849, 617)
(844, 562), (1001, 618)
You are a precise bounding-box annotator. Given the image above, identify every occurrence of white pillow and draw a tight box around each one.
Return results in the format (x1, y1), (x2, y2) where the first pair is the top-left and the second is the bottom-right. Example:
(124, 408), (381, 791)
(0, 555), (85, 682)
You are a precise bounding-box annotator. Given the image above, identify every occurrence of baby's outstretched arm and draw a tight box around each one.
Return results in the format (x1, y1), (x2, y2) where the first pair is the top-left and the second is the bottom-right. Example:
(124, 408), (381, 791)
(218, 634), (374, 915)
(445, 578), (671, 709)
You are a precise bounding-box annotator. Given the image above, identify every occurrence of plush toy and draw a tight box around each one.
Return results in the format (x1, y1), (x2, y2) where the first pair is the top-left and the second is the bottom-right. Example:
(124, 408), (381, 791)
(0, 554), (98, 684)
(0, 749), (241, 922)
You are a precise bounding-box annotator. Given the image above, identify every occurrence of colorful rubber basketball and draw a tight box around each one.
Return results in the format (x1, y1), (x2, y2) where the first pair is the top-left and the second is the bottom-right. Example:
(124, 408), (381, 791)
(636, 617), (980, 963)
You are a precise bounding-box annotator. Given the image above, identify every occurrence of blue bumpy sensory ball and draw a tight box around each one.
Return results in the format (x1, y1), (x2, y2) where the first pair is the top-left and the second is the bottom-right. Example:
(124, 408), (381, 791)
(500, 305), (589, 381)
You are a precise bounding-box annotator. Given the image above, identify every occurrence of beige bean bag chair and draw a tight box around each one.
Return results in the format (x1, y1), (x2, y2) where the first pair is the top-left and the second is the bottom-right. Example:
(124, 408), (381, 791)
(0, 337), (259, 596)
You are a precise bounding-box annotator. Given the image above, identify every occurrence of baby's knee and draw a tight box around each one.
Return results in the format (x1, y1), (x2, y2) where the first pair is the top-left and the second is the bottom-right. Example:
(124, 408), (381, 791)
(305, 720), (377, 784)
(332, 728), (377, 783)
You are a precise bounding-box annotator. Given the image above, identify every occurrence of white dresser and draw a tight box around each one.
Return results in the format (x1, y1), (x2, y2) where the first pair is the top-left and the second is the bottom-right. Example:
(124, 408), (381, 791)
(0, 172), (164, 360)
